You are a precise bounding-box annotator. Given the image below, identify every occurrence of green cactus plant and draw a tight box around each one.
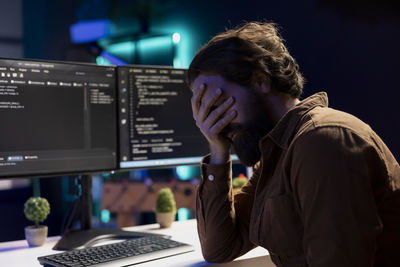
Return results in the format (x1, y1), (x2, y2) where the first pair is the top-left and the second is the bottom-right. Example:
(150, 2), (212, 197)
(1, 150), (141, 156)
(24, 197), (50, 228)
(155, 188), (176, 213)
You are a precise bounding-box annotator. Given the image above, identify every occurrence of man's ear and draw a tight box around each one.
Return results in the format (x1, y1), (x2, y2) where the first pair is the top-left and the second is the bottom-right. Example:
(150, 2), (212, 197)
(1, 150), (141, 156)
(253, 71), (271, 94)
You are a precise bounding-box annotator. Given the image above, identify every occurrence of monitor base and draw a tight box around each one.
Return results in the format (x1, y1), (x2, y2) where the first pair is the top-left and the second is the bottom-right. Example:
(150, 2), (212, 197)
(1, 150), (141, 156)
(53, 227), (168, 250)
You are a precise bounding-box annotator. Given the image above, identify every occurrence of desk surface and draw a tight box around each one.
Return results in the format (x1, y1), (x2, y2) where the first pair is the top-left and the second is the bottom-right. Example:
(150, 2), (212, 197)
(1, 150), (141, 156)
(0, 219), (274, 267)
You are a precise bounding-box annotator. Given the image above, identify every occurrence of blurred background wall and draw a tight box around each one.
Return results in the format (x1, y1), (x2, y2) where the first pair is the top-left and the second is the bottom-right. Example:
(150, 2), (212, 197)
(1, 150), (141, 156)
(15, 0), (400, 159)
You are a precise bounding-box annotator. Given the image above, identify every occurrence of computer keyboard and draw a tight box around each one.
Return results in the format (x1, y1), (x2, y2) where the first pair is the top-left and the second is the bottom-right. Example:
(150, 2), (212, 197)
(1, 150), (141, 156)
(38, 235), (194, 267)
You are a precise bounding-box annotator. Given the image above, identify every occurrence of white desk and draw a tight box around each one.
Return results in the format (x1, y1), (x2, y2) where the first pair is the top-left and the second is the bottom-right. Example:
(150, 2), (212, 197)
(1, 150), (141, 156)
(0, 219), (274, 267)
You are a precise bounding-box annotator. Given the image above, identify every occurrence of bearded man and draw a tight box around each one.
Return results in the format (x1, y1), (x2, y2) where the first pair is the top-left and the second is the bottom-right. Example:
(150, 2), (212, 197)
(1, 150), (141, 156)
(189, 22), (400, 266)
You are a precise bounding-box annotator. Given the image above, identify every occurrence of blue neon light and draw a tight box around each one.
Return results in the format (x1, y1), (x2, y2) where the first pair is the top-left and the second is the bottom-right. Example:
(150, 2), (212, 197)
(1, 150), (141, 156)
(70, 19), (114, 44)
(99, 51), (127, 66)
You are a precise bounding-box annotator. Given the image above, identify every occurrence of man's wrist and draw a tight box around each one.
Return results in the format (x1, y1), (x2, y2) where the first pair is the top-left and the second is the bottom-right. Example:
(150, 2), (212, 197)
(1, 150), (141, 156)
(200, 154), (232, 193)
(209, 150), (230, 164)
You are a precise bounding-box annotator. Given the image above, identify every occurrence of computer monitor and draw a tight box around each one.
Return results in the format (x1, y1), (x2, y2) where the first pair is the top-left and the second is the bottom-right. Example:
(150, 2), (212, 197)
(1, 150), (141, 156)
(117, 65), (238, 170)
(0, 58), (117, 178)
(0, 58), (136, 250)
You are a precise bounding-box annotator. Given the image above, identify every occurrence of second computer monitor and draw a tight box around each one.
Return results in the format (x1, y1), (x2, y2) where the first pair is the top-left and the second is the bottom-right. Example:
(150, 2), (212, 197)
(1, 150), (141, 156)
(118, 65), (215, 169)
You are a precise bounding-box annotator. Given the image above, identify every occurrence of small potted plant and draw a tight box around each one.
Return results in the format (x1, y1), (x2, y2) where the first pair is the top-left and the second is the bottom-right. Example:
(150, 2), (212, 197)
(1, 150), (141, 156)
(232, 174), (248, 194)
(155, 188), (176, 228)
(24, 196), (50, 247)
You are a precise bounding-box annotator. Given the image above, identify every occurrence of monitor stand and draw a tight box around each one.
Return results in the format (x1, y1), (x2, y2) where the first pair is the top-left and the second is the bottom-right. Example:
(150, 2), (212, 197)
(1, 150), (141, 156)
(53, 175), (167, 250)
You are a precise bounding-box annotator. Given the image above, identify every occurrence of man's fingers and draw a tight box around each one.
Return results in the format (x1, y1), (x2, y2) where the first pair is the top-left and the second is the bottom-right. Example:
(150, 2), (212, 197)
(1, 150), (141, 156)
(191, 84), (236, 142)
(208, 110), (237, 137)
(191, 83), (206, 115)
(197, 88), (222, 123)
(202, 96), (234, 129)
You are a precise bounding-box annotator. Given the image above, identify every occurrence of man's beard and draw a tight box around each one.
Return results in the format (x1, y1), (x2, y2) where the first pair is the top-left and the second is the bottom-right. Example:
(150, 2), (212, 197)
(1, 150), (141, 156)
(220, 95), (274, 167)
(220, 88), (274, 167)
(224, 119), (272, 166)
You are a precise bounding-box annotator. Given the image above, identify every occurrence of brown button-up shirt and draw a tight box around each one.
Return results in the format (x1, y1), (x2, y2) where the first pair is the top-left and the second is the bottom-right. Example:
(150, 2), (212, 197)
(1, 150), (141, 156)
(196, 92), (400, 266)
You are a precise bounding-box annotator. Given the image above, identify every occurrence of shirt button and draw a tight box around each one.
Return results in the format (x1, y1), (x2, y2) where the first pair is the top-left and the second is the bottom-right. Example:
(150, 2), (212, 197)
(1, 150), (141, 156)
(208, 174), (215, 181)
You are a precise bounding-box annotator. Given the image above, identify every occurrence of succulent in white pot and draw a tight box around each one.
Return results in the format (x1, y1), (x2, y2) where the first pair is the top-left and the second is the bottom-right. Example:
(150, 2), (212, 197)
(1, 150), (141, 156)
(155, 188), (176, 228)
(24, 197), (50, 247)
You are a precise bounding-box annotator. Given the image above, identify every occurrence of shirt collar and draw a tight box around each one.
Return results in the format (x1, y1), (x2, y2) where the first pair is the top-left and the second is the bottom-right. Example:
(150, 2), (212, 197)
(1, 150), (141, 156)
(261, 92), (329, 149)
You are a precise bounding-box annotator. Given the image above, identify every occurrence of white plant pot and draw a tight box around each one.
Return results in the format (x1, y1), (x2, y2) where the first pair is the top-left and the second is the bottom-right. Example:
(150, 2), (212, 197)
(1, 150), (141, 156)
(156, 212), (176, 228)
(24, 225), (48, 247)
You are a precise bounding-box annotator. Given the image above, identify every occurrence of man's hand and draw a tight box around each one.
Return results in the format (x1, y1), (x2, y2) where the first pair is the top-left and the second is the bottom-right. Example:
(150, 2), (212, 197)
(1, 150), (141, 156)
(191, 83), (237, 164)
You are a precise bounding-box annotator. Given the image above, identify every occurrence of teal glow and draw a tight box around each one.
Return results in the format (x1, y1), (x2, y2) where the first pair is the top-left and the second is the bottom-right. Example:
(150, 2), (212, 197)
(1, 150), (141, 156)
(100, 209), (111, 223)
(102, 172), (111, 178)
(104, 41), (136, 60)
(177, 208), (190, 221)
(32, 178), (40, 197)
(96, 56), (112, 66)
(173, 57), (182, 68)
(172, 33), (180, 44)
(106, 41), (136, 58)
(137, 36), (172, 51)
(176, 166), (193, 180)
(152, 24), (195, 68)
(172, 33), (182, 67)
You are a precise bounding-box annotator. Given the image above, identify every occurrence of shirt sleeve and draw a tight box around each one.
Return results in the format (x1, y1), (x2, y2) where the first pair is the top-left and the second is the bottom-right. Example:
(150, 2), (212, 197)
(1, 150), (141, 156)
(196, 154), (259, 263)
(290, 126), (383, 267)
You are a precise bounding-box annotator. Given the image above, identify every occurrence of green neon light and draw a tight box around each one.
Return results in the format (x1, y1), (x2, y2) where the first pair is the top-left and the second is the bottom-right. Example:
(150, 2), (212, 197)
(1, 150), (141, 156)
(107, 41), (136, 55)
(176, 165), (193, 180)
(100, 209), (111, 223)
(172, 33), (180, 44)
(96, 56), (112, 66)
(173, 57), (182, 68)
(152, 23), (195, 68)
(137, 36), (172, 51)
(177, 208), (190, 221)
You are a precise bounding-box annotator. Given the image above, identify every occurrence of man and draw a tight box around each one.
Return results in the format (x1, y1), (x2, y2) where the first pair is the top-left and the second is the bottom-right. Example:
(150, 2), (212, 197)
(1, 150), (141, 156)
(188, 22), (400, 266)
